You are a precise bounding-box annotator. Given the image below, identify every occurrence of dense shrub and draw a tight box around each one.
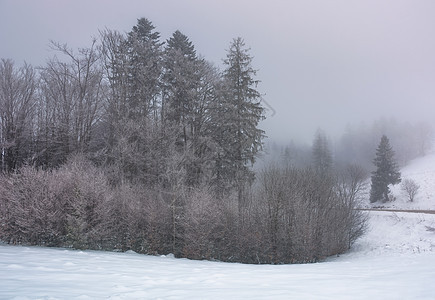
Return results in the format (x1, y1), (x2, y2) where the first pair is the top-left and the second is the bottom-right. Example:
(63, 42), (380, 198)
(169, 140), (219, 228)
(0, 157), (367, 264)
(0, 156), (111, 248)
(251, 166), (367, 263)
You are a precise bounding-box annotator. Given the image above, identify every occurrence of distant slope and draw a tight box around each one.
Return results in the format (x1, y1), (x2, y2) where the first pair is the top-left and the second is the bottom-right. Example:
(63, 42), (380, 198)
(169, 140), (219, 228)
(342, 211), (435, 259)
(366, 150), (435, 210)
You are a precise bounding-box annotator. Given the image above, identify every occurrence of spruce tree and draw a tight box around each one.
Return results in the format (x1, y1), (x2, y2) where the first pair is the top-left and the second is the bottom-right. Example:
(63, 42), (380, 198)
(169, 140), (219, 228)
(162, 30), (198, 133)
(126, 18), (163, 120)
(214, 37), (265, 204)
(162, 30), (216, 186)
(102, 18), (164, 184)
(312, 129), (333, 175)
(370, 135), (401, 203)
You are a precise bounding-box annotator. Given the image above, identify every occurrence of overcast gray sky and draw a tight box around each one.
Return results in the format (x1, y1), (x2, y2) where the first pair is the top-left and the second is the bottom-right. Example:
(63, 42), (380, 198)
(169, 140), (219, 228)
(1, 0), (435, 143)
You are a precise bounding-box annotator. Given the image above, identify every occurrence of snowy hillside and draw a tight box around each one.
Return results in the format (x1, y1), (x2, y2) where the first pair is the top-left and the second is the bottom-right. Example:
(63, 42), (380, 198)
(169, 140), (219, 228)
(366, 150), (435, 210)
(389, 150), (435, 209)
(1, 152), (435, 299)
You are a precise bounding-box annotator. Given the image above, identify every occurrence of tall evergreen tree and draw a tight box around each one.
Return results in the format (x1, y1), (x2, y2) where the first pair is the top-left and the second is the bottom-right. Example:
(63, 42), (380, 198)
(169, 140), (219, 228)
(99, 19), (164, 184)
(312, 129), (333, 175)
(370, 135), (401, 203)
(162, 30), (198, 142)
(166, 30), (196, 61)
(214, 37), (265, 204)
(162, 31), (220, 186)
(126, 18), (163, 121)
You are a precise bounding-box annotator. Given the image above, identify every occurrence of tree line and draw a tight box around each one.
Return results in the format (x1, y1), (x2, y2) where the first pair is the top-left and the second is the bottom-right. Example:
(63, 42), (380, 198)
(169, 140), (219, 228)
(0, 18), (368, 263)
(268, 118), (433, 174)
(0, 18), (264, 197)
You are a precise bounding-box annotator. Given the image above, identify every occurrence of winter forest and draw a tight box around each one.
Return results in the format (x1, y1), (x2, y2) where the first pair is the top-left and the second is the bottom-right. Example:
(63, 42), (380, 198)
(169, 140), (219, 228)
(0, 17), (433, 264)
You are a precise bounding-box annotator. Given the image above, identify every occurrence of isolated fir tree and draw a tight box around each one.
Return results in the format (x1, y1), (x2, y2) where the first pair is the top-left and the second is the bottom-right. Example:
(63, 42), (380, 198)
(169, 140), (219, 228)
(370, 135), (401, 203)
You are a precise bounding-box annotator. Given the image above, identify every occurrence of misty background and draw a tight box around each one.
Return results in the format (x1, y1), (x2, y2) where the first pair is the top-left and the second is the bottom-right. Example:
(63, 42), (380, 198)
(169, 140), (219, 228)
(1, 0), (435, 144)
(1, 0), (434, 266)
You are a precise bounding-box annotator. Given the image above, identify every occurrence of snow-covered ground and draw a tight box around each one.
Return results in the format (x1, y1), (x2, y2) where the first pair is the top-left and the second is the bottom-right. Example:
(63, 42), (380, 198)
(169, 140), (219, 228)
(1, 153), (435, 299)
(1, 213), (434, 299)
(369, 150), (435, 210)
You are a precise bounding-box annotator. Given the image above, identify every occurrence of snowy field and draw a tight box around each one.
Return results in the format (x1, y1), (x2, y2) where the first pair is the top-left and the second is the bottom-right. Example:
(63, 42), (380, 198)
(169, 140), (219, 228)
(1, 211), (435, 299)
(1, 154), (435, 299)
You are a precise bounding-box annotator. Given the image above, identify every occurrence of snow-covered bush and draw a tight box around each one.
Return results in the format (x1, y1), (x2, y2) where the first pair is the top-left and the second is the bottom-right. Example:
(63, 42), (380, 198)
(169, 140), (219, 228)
(0, 155), (113, 248)
(0, 157), (368, 264)
(254, 164), (368, 263)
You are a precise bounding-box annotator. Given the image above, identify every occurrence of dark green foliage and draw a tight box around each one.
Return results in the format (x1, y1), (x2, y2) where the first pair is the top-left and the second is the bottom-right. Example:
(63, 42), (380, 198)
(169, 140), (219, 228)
(126, 18), (163, 120)
(370, 135), (401, 203)
(162, 30), (198, 132)
(166, 30), (196, 61)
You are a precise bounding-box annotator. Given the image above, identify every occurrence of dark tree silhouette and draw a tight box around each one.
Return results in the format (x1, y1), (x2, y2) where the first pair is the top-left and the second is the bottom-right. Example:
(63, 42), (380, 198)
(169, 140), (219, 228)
(370, 135), (401, 203)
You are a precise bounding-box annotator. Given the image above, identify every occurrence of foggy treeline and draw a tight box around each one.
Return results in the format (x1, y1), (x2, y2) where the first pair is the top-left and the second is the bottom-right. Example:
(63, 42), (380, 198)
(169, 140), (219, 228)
(3, 17), (428, 264)
(266, 119), (434, 172)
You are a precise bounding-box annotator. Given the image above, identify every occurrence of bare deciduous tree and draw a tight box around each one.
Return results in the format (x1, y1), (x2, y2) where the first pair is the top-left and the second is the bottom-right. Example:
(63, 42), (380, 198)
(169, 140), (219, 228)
(401, 178), (420, 202)
(336, 164), (369, 249)
(255, 164), (368, 263)
(0, 59), (36, 172)
(36, 40), (104, 167)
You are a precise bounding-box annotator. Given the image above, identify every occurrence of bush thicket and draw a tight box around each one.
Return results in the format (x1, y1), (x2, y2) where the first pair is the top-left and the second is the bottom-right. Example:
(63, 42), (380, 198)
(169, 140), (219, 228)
(0, 156), (367, 264)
